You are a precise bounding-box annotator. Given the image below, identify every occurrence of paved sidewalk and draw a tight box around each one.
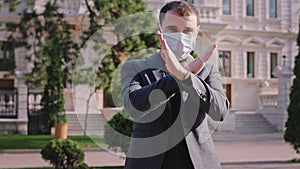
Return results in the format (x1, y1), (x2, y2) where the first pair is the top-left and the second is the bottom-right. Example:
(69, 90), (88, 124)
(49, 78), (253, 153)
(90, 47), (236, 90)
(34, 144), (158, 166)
(0, 132), (300, 169)
(213, 132), (300, 169)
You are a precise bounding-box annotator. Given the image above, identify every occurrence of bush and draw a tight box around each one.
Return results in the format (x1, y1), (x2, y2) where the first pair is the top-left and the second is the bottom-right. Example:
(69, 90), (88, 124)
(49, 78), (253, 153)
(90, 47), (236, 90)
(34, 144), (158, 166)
(104, 110), (133, 153)
(40, 139), (88, 169)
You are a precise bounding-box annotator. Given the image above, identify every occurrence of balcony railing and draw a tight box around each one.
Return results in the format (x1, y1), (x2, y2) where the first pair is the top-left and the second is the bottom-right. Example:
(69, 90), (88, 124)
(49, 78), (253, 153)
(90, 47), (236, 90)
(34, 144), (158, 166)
(0, 89), (18, 118)
(259, 94), (277, 109)
(196, 5), (219, 22)
(27, 88), (43, 116)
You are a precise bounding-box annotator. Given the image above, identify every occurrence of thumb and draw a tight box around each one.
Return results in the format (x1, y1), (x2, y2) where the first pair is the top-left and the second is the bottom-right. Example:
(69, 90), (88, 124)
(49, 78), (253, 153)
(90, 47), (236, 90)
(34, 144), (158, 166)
(161, 50), (167, 62)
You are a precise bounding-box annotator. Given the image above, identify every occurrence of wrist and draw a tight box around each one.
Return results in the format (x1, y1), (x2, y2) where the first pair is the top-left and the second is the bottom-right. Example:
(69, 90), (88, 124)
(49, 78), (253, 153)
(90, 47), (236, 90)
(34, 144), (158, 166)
(183, 70), (190, 80)
(177, 69), (190, 81)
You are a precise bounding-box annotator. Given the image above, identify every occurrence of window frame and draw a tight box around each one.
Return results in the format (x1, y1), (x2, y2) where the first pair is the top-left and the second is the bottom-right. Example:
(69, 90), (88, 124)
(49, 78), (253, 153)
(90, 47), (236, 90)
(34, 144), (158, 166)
(270, 52), (278, 78)
(247, 51), (255, 78)
(246, 0), (255, 16)
(218, 50), (232, 77)
(186, 0), (194, 4)
(0, 41), (14, 71)
(269, 0), (277, 18)
(222, 0), (231, 15)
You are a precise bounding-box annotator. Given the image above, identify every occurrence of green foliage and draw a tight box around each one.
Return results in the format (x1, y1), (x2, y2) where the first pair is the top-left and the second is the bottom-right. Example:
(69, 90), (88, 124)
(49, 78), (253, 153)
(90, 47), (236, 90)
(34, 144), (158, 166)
(289, 158), (300, 163)
(81, 0), (159, 92)
(105, 91), (115, 107)
(6, 1), (79, 89)
(104, 110), (133, 153)
(40, 139), (88, 169)
(5, 1), (79, 133)
(0, 135), (100, 150)
(88, 0), (158, 153)
(284, 22), (300, 156)
(94, 0), (146, 22)
(4, 0), (21, 12)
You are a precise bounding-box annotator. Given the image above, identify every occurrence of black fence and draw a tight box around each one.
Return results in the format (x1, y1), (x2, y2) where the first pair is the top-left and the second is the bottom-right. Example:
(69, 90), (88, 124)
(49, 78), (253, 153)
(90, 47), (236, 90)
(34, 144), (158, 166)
(27, 88), (44, 135)
(0, 89), (18, 118)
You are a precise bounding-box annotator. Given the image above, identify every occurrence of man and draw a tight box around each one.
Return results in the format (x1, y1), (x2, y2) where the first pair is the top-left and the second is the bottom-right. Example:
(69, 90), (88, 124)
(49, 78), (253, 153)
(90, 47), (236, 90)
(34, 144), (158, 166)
(121, 1), (229, 169)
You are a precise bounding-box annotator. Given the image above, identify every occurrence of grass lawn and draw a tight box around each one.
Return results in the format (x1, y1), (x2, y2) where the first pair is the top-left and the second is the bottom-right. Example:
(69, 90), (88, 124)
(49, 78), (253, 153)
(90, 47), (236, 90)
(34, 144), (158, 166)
(0, 135), (105, 150)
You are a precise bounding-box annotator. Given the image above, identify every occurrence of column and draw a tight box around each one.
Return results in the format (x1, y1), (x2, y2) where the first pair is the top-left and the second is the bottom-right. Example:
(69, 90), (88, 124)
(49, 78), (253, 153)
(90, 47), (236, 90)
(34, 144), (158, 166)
(16, 71), (28, 134)
(273, 55), (293, 131)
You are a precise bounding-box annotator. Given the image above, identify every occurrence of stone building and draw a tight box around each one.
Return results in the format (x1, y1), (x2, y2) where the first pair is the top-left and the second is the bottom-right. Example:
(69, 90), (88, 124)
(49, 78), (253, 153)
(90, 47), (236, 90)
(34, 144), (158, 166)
(0, 0), (91, 134)
(145, 0), (299, 109)
(145, 0), (299, 132)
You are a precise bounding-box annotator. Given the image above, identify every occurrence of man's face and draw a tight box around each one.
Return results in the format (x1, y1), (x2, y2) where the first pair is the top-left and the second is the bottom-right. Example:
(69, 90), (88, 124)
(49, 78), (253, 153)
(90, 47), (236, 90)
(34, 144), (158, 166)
(161, 10), (199, 35)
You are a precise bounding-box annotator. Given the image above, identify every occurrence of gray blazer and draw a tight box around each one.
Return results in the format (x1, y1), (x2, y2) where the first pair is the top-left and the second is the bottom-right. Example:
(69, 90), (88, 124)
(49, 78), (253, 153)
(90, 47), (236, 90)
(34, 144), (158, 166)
(121, 51), (230, 169)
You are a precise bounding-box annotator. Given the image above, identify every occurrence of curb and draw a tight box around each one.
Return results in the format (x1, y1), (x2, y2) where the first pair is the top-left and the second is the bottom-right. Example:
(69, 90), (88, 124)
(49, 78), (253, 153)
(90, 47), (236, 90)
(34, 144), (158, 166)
(221, 160), (295, 165)
(0, 148), (105, 154)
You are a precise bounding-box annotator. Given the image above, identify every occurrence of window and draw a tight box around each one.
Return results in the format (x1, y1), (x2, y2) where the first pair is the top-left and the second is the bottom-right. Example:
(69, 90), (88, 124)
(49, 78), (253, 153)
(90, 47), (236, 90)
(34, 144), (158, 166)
(0, 41), (14, 71)
(219, 51), (231, 77)
(269, 0), (277, 18)
(270, 53), (278, 78)
(222, 0), (231, 15)
(246, 0), (254, 16)
(186, 0), (194, 3)
(247, 52), (255, 78)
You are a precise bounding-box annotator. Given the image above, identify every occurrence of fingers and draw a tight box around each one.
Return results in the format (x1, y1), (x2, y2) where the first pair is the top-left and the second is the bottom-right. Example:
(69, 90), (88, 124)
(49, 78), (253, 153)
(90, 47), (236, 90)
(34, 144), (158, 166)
(187, 43), (217, 74)
(157, 31), (167, 50)
(202, 43), (216, 62)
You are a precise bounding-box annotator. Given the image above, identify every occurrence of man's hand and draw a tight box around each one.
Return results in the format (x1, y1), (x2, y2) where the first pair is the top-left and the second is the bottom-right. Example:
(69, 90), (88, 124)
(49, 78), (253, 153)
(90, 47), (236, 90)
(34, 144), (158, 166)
(188, 44), (216, 74)
(157, 31), (188, 80)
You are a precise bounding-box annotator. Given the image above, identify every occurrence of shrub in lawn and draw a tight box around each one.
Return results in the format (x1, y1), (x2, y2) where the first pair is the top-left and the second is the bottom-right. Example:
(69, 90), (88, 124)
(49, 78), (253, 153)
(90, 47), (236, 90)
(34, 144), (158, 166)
(104, 110), (133, 153)
(40, 139), (88, 169)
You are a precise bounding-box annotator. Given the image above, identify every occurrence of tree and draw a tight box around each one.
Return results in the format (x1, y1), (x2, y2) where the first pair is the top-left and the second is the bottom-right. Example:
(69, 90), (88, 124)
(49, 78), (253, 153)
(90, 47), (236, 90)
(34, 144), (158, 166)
(6, 0), (79, 133)
(82, 0), (159, 92)
(284, 22), (300, 157)
(77, 0), (159, 146)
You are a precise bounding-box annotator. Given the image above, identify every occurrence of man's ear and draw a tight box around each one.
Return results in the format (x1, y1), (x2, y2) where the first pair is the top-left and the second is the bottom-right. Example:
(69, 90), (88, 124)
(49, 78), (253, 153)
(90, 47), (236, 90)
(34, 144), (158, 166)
(196, 25), (200, 36)
(157, 22), (163, 32)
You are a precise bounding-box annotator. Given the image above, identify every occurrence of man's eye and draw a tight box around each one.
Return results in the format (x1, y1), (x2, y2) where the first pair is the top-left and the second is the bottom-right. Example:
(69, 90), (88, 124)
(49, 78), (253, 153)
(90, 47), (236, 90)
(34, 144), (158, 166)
(183, 29), (194, 34)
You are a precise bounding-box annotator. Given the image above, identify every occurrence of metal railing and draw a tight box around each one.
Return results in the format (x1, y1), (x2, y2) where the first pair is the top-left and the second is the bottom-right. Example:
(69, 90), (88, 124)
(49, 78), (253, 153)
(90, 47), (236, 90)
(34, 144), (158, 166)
(27, 88), (44, 134)
(0, 89), (18, 118)
(27, 88), (43, 115)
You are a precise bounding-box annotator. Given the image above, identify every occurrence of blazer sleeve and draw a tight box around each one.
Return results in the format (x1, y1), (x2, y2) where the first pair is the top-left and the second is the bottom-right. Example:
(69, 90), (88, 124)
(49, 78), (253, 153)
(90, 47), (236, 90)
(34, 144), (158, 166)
(121, 61), (179, 119)
(179, 62), (230, 121)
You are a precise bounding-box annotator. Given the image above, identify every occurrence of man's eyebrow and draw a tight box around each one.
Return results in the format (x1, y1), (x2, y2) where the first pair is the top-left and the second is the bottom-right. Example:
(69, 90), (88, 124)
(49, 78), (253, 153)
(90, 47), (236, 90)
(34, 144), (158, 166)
(165, 25), (178, 29)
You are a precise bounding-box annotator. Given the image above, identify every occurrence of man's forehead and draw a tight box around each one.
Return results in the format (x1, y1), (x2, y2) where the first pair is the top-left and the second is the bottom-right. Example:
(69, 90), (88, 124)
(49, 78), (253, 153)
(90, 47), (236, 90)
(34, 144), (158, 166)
(161, 12), (198, 29)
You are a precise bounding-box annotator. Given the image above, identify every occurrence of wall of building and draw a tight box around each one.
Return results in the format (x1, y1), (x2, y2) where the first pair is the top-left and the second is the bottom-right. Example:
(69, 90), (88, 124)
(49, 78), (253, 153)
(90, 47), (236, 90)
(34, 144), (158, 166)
(143, 0), (298, 111)
(0, 0), (298, 133)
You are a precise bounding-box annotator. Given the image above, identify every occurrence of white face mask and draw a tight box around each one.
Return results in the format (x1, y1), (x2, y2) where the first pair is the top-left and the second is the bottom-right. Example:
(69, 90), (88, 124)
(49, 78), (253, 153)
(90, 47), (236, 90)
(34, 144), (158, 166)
(162, 32), (197, 61)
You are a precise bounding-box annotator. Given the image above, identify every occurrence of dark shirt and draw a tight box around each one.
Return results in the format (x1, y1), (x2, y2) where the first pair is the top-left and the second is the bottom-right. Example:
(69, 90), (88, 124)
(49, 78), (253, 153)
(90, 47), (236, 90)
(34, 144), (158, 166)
(161, 139), (194, 169)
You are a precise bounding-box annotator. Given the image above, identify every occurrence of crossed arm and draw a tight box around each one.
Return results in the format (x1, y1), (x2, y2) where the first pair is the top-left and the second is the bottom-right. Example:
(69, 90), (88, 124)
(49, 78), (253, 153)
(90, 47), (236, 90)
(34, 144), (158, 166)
(121, 32), (229, 122)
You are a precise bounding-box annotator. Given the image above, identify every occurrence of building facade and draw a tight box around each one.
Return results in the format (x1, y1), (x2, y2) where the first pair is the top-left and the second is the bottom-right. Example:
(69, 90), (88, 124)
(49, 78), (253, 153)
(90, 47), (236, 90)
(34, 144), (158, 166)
(144, 0), (299, 110)
(0, 0), (299, 134)
(0, 0), (90, 134)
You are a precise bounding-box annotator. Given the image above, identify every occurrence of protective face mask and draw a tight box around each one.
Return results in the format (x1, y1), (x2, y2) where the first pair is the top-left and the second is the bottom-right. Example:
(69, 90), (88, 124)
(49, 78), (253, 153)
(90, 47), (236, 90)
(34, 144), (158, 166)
(162, 32), (197, 61)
